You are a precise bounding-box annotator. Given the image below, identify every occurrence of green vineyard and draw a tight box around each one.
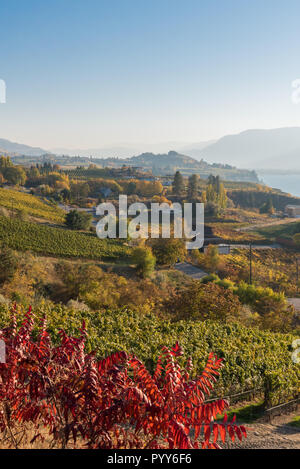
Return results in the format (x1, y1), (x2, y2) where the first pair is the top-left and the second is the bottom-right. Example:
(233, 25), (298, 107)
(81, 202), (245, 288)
(1, 304), (297, 408)
(0, 215), (129, 260)
(0, 188), (65, 222)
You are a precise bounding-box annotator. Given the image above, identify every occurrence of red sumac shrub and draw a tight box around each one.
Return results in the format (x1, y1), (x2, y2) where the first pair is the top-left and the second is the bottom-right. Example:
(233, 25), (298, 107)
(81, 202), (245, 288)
(0, 308), (246, 449)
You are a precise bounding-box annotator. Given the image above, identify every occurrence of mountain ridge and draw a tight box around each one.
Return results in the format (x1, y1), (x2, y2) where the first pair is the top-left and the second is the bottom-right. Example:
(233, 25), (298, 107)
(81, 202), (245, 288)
(2, 126), (300, 170)
(197, 127), (300, 169)
(0, 138), (46, 156)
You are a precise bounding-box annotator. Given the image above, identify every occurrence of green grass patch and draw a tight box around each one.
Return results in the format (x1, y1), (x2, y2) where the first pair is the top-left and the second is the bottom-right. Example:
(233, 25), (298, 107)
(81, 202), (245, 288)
(218, 400), (265, 423)
(289, 416), (300, 428)
(255, 221), (300, 241)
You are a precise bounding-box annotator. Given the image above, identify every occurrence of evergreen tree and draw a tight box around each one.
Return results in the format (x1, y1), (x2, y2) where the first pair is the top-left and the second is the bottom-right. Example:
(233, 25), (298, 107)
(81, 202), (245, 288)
(172, 171), (185, 195)
(260, 198), (274, 214)
(187, 174), (199, 199)
(65, 210), (92, 230)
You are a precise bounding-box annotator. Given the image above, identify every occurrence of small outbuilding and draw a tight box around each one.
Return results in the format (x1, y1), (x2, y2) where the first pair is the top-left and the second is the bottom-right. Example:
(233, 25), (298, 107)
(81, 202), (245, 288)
(285, 205), (300, 218)
(203, 244), (231, 255)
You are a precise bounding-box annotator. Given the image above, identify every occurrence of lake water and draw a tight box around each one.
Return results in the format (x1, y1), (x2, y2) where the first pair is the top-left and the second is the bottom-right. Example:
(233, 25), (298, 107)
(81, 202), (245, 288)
(257, 173), (300, 198)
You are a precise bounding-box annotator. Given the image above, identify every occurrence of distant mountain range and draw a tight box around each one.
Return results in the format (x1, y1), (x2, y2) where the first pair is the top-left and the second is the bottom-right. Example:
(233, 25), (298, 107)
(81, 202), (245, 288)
(51, 142), (192, 159)
(51, 129), (300, 169)
(0, 138), (46, 157)
(107, 151), (258, 181)
(176, 140), (218, 158)
(191, 128), (300, 170)
(2, 127), (300, 170)
(11, 150), (259, 183)
(50, 140), (219, 159)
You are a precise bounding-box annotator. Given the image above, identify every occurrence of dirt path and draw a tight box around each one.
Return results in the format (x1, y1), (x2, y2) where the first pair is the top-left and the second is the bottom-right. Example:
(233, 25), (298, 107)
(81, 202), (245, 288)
(224, 413), (300, 449)
(237, 218), (299, 232)
(174, 262), (208, 279)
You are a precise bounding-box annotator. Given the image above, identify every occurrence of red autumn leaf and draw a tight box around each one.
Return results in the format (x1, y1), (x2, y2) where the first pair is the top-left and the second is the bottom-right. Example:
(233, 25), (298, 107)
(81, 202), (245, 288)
(0, 308), (246, 450)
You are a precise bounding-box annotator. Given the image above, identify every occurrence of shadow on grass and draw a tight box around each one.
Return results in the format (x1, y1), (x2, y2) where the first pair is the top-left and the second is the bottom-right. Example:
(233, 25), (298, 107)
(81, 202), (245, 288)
(217, 400), (265, 424)
(288, 416), (300, 429)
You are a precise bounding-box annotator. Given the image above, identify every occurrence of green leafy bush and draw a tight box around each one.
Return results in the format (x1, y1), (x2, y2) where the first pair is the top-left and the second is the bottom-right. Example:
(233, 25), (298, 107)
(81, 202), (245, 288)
(150, 238), (186, 266)
(65, 209), (92, 230)
(132, 246), (156, 278)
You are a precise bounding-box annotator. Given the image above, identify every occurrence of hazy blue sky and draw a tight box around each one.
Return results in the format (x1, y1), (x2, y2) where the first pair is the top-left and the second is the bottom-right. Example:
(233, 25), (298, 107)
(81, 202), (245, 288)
(1, 0), (300, 149)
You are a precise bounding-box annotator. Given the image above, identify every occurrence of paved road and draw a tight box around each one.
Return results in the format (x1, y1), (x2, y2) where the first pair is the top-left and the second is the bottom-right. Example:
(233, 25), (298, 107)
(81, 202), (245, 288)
(204, 237), (282, 250)
(228, 243), (281, 250)
(288, 298), (300, 311)
(174, 262), (208, 279)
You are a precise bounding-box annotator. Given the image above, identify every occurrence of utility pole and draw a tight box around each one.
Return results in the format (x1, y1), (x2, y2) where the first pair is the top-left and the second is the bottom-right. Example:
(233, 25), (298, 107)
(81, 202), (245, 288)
(296, 257), (299, 293)
(249, 243), (253, 285)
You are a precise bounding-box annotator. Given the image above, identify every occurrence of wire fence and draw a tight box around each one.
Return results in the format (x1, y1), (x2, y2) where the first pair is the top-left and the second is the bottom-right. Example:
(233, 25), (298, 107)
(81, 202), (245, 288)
(204, 387), (299, 422)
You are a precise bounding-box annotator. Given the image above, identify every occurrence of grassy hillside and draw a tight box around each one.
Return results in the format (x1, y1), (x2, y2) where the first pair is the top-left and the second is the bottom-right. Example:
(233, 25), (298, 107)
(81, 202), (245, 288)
(0, 187), (65, 222)
(0, 215), (129, 260)
(227, 189), (300, 211)
(255, 221), (300, 241)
